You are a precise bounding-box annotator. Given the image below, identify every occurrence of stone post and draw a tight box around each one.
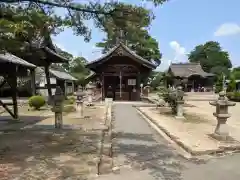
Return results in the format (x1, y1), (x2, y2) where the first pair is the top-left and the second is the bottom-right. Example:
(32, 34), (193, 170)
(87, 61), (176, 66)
(86, 82), (95, 106)
(51, 86), (64, 129)
(209, 91), (236, 140)
(76, 89), (85, 118)
(175, 86), (185, 119)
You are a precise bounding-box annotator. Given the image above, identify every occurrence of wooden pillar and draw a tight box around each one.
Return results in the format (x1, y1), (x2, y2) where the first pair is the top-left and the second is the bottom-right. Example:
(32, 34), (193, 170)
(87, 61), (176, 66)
(44, 65), (52, 102)
(72, 81), (74, 93)
(137, 72), (141, 101)
(64, 80), (67, 96)
(30, 68), (36, 95)
(9, 66), (18, 119)
(102, 73), (105, 101)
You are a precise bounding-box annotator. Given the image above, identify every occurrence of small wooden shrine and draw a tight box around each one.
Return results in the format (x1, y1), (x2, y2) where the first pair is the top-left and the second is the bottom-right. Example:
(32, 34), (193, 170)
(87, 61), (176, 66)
(86, 43), (157, 101)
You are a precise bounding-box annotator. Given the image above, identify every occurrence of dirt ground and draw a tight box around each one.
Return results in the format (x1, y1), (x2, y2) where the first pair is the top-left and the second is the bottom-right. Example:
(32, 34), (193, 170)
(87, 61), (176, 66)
(0, 104), (106, 180)
(138, 104), (240, 155)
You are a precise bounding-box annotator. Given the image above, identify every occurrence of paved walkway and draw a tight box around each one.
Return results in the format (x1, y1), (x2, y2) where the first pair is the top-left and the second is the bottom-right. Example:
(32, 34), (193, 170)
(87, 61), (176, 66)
(97, 103), (240, 180)
(98, 103), (187, 180)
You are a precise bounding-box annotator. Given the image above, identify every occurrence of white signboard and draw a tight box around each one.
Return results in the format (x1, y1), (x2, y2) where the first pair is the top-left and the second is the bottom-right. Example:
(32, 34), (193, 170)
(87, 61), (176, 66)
(128, 79), (136, 86)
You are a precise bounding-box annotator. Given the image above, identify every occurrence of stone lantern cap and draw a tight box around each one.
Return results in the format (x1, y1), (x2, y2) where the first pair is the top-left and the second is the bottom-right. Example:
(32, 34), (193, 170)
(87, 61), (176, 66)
(209, 91), (236, 107)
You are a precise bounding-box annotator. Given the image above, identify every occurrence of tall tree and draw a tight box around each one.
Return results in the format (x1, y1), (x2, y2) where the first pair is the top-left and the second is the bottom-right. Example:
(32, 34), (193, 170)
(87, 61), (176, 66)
(95, 3), (162, 66)
(69, 56), (90, 86)
(188, 41), (232, 76)
(1, 0), (168, 53)
(231, 67), (240, 79)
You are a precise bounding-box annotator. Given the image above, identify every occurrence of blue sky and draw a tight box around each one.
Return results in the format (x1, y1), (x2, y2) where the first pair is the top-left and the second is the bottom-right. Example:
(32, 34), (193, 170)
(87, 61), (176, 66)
(52, 0), (240, 71)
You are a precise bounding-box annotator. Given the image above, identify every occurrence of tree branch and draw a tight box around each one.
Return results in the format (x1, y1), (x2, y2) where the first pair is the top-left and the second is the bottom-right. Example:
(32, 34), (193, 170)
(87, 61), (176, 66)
(2, 0), (114, 15)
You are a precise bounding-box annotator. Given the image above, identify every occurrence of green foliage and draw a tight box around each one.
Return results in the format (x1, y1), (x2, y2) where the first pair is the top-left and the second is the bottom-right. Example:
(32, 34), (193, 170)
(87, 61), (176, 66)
(63, 105), (76, 113)
(28, 95), (46, 110)
(149, 72), (164, 90)
(188, 41), (232, 74)
(231, 67), (240, 79)
(227, 76), (236, 92)
(158, 88), (177, 114)
(215, 74), (224, 93)
(95, 3), (162, 66)
(1, 0), (168, 53)
(64, 96), (75, 105)
(227, 92), (240, 102)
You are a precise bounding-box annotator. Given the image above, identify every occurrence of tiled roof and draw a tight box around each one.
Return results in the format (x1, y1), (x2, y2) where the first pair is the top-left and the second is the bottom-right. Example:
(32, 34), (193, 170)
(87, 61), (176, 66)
(169, 63), (214, 78)
(49, 69), (77, 81)
(35, 67), (77, 81)
(86, 43), (157, 69)
(0, 52), (36, 68)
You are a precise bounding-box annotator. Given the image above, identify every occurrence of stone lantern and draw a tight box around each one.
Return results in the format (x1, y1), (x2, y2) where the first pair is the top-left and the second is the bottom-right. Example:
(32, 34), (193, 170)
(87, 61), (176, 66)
(175, 86), (185, 119)
(209, 91), (236, 139)
(86, 82), (95, 106)
(51, 86), (64, 128)
(76, 88), (86, 118)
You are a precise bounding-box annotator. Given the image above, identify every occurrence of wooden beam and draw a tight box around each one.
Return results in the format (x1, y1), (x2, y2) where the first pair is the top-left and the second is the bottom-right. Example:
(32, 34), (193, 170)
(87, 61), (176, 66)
(30, 69), (36, 95)
(5, 67), (18, 119)
(44, 65), (52, 103)
(0, 80), (7, 89)
(0, 100), (15, 118)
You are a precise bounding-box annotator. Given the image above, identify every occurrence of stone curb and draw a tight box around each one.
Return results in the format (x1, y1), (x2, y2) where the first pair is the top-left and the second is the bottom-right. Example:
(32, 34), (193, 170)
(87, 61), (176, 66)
(96, 102), (113, 175)
(135, 107), (240, 157)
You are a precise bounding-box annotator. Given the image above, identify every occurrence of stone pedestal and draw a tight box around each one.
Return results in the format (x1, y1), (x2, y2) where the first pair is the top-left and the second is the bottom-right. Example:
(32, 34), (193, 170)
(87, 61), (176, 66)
(76, 101), (84, 118)
(214, 120), (229, 137)
(55, 112), (63, 129)
(175, 100), (185, 119)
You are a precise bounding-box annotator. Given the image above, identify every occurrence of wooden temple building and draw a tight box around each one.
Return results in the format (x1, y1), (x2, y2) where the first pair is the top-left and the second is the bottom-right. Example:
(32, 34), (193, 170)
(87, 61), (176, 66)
(86, 43), (157, 101)
(167, 62), (215, 91)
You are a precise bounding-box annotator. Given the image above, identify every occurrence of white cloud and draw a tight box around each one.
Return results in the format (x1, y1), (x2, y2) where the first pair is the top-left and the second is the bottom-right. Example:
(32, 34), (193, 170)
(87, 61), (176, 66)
(157, 58), (172, 72)
(169, 41), (187, 63)
(214, 23), (240, 37)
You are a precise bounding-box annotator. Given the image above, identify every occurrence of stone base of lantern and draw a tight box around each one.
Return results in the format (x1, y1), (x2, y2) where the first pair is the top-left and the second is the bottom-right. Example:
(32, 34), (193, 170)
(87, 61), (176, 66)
(175, 115), (186, 120)
(209, 133), (236, 142)
(75, 102), (85, 119)
(209, 123), (237, 142)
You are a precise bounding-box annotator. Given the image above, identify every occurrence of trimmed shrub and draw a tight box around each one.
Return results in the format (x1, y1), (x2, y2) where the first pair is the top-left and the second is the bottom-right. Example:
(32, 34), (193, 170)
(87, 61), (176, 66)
(227, 91), (240, 102)
(64, 96), (76, 105)
(63, 105), (76, 113)
(28, 95), (46, 110)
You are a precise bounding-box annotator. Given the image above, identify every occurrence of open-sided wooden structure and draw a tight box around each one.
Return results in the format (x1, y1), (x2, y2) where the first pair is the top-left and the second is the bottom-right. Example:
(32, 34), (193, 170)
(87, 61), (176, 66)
(0, 52), (36, 119)
(86, 43), (157, 101)
(15, 38), (69, 99)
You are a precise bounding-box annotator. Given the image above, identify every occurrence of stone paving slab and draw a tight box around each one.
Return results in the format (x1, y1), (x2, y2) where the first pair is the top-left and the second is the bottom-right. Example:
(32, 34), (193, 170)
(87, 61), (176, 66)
(138, 107), (240, 156)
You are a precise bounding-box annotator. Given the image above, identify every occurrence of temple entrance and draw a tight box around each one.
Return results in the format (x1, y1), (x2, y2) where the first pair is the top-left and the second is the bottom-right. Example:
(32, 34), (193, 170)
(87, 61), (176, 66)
(104, 76), (138, 101)
(85, 43), (157, 101)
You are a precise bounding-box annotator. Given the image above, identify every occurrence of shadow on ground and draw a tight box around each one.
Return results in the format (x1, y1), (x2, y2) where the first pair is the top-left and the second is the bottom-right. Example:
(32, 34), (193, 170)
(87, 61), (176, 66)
(113, 131), (190, 180)
(0, 124), (101, 180)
